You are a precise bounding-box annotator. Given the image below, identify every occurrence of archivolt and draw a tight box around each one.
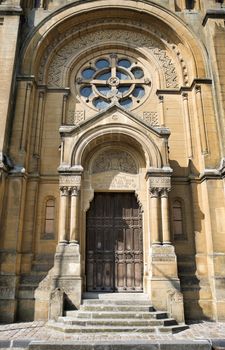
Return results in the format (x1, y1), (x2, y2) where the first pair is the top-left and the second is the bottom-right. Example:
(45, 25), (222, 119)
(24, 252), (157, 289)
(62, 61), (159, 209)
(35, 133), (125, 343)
(71, 125), (163, 169)
(20, 0), (208, 88)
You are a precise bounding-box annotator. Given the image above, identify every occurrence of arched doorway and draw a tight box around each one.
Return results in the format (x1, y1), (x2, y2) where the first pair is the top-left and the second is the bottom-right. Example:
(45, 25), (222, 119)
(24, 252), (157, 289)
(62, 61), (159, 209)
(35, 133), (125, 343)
(86, 192), (143, 292)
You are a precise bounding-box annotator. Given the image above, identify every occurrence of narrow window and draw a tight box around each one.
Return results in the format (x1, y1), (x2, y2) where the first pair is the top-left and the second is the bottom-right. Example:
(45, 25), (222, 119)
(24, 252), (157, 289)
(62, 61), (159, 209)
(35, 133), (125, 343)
(185, 0), (195, 10)
(172, 200), (186, 240)
(43, 199), (55, 239)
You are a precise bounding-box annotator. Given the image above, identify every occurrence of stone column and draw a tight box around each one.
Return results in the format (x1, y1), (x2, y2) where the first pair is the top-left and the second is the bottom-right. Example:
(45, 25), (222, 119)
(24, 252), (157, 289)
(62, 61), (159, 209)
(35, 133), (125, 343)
(149, 188), (161, 245)
(70, 186), (80, 244)
(195, 85), (208, 155)
(182, 93), (193, 159)
(161, 188), (171, 245)
(58, 186), (69, 244)
(158, 95), (165, 126)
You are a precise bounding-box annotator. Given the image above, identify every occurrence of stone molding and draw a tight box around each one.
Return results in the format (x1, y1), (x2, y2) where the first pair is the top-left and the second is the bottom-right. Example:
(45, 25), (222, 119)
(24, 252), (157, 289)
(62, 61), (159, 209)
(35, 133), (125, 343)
(59, 175), (81, 187)
(37, 19), (182, 89)
(149, 176), (171, 189)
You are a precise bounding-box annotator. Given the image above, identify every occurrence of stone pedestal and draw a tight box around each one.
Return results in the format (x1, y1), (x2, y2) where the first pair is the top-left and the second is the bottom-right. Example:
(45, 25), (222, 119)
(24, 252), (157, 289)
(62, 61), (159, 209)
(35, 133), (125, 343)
(52, 243), (82, 309)
(149, 245), (185, 323)
(34, 244), (82, 321)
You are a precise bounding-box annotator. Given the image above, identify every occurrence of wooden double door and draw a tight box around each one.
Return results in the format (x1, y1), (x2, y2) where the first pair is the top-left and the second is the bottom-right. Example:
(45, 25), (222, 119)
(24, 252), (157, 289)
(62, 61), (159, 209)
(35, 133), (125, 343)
(86, 192), (143, 292)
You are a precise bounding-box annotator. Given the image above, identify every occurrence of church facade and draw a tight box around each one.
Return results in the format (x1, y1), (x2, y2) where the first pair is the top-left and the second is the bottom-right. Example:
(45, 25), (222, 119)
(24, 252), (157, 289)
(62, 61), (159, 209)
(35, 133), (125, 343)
(0, 0), (225, 323)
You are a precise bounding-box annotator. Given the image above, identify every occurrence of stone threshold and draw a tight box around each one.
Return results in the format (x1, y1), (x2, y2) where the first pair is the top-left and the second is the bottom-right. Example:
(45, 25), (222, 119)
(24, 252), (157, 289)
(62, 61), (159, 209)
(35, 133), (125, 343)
(0, 339), (222, 350)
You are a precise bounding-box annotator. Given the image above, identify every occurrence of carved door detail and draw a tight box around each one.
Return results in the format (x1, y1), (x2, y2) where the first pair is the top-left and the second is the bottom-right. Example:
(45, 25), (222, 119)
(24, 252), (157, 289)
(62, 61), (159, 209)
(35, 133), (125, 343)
(86, 192), (143, 292)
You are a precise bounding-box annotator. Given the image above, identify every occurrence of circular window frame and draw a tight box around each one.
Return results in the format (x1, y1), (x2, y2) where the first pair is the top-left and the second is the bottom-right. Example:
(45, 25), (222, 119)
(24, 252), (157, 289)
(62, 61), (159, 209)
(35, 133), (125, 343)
(75, 52), (152, 112)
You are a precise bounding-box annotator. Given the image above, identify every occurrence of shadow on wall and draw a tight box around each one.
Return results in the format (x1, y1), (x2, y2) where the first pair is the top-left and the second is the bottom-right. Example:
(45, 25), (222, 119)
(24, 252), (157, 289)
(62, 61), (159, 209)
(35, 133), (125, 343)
(169, 159), (210, 321)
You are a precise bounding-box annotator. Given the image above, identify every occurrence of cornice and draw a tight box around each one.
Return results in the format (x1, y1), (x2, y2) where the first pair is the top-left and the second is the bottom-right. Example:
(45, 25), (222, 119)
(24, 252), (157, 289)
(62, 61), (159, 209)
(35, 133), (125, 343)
(202, 9), (225, 26)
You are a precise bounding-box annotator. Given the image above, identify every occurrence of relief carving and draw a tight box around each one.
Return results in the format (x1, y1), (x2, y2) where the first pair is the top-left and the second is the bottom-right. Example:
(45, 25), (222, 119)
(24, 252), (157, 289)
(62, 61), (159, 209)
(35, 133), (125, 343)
(74, 111), (85, 125)
(59, 175), (81, 187)
(38, 19), (180, 89)
(92, 150), (137, 174)
(142, 112), (159, 127)
(149, 176), (171, 189)
(67, 110), (85, 125)
(92, 173), (137, 190)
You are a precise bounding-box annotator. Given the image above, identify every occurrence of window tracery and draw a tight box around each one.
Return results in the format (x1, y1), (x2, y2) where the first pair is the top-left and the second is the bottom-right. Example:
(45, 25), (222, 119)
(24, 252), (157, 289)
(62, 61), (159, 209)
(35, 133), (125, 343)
(76, 53), (151, 111)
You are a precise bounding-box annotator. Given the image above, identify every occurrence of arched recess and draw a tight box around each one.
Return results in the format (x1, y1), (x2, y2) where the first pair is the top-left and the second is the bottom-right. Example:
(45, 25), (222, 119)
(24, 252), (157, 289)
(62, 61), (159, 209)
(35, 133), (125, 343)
(20, 0), (208, 85)
(76, 129), (149, 290)
(71, 125), (163, 170)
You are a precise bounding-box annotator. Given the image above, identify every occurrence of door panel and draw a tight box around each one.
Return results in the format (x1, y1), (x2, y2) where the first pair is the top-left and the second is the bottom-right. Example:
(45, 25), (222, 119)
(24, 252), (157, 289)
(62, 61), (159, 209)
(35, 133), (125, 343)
(86, 192), (143, 292)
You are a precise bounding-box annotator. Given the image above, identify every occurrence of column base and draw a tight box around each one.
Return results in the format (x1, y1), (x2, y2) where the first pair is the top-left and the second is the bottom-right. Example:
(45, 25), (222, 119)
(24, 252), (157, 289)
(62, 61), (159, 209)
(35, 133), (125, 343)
(152, 241), (161, 246)
(163, 240), (171, 245)
(149, 244), (185, 323)
(34, 243), (82, 321)
(69, 240), (79, 245)
(58, 240), (68, 245)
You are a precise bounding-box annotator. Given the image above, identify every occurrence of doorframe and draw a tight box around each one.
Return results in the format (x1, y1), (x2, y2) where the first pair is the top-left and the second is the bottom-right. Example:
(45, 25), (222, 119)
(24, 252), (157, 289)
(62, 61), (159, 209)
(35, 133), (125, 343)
(85, 191), (144, 293)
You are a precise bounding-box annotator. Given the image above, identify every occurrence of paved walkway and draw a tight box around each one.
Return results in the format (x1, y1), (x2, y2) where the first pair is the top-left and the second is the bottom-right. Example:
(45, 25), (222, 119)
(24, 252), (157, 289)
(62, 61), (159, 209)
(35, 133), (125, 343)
(0, 321), (224, 342)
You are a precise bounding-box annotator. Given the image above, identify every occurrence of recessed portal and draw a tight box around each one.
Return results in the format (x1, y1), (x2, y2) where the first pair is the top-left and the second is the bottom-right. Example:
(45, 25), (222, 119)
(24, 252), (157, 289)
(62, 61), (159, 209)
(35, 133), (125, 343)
(86, 192), (143, 292)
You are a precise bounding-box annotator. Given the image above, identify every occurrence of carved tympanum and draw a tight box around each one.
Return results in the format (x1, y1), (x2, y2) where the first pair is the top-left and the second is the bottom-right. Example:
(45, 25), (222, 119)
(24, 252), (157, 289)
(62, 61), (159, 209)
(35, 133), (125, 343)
(92, 150), (137, 174)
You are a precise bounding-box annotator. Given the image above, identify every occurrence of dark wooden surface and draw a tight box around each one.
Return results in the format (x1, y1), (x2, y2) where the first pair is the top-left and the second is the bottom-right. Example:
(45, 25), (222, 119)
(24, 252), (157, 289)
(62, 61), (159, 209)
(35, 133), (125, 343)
(86, 192), (143, 292)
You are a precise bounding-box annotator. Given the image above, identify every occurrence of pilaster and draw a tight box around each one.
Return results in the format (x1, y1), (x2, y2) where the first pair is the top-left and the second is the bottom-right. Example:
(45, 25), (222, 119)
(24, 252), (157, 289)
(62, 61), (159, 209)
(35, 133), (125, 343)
(34, 171), (83, 320)
(147, 168), (185, 323)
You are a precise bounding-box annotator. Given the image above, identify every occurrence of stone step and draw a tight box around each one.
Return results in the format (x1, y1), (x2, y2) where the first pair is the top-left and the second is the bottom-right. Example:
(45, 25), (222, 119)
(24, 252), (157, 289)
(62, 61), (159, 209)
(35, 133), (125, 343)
(50, 294), (188, 336)
(82, 299), (153, 306)
(48, 321), (188, 334)
(47, 322), (168, 333)
(82, 292), (149, 300)
(28, 340), (212, 350)
(80, 305), (154, 312)
(65, 310), (168, 319)
(57, 316), (177, 327)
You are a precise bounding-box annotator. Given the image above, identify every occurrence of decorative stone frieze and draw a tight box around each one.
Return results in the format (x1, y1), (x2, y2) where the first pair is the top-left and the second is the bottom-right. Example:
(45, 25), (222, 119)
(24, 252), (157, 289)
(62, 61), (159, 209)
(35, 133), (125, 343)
(38, 19), (180, 89)
(149, 176), (171, 189)
(91, 173), (137, 191)
(59, 175), (81, 188)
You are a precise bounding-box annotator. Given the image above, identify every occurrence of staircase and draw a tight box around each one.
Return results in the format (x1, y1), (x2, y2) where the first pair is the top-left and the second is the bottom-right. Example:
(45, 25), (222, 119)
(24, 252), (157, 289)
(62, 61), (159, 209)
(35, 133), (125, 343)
(48, 293), (188, 334)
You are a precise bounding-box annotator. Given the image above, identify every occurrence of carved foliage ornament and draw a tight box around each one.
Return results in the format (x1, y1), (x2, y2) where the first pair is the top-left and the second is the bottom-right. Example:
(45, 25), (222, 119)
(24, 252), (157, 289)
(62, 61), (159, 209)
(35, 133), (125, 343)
(92, 150), (138, 174)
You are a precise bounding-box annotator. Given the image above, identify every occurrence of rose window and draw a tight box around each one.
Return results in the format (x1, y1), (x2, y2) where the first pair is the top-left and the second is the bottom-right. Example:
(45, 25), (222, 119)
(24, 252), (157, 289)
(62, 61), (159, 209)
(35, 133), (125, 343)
(76, 54), (151, 111)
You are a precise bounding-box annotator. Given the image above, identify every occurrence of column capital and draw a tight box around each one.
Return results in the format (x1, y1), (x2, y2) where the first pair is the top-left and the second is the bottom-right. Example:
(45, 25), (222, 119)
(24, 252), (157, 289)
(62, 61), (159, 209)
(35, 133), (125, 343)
(195, 85), (201, 94)
(70, 186), (80, 197)
(149, 187), (161, 198)
(60, 186), (70, 196)
(160, 187), (171, 198)
(182, 92), (188, 100)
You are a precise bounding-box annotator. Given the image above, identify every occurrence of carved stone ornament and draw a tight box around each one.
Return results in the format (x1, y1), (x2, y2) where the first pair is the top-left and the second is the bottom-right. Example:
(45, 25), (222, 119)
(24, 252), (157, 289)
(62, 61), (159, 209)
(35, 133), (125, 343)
(149, 187), (161, 198)
(92, 173), (137, 190)
(66, 110), (85, 125)
(59, 186), (70, 196)
(142, 112), (159, 127)
(167, 289), (183, 303)
(149, 176), (171, 189)
(160, 188), (171, 198)
(59, 175), (81, 187)
(38, 19), (180, 89)
(71, 186), (80, 197)
(92, 150), (137, 174)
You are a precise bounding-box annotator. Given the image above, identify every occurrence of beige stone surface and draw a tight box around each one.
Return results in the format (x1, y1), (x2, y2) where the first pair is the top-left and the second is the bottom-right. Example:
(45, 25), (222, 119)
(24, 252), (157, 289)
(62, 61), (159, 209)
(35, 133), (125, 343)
(0, 0), (225, 324)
